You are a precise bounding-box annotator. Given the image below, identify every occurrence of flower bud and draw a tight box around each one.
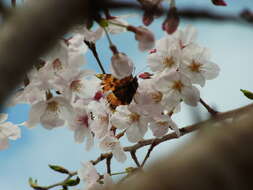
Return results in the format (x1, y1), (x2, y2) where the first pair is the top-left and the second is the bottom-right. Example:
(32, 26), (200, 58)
(139, 72), (153, 79)
(110, 53), (134, 79)
(162, 7), (180, 34)
(211, 0), (227, 6)
(127, 26), (155, 51)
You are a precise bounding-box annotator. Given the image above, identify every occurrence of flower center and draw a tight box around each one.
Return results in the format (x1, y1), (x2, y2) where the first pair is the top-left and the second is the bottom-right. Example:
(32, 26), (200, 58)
(52, 59), (63, 71)
(99, 115), (109, 124)
(163, 56), (175, 68)
(151, 92), (163, 103)
(129, 113), (140, 122)
(172, 80), (184, 92)
(77, 115), (89, 128)
(157, 121), (168, 127)
(105, 141), (117, 149)
(189, 60), (201, 72)
(70, 80), (82, 92)
(47, 101), (59, 112)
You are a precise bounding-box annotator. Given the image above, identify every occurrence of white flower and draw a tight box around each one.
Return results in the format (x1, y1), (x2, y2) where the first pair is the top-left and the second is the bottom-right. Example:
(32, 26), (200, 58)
(147, 36), (181, 72)
(133, 79), (164, 117)
(110, 105), (148, 142)
(87, 99), (111, 139)
(53, 68), (95, 101)
(26, 96), (73, 130)
(78, 162), (100, 184)
(99, 135), (126, 162)
(155, 70), (200, 109)
(0, 114), (21, 150)
(110, 53), (134, 79)
(173, 25), (198, 49)
(67, 99), (94, 150)
(149, 115), (180, 137)
(180, 47), (220, 87)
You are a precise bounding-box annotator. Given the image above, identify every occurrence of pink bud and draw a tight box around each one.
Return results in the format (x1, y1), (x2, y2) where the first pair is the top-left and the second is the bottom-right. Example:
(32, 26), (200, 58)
(162, 7), (180, 34)
(110, 53), (134, 79)
(139, 72), (153, 79)
(211, 0), (227, 6)
(93, 91), (103, 101)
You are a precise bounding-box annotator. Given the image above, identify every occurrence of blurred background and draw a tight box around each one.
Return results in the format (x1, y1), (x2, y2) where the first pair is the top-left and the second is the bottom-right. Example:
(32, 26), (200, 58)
(1, 0), (253, 189)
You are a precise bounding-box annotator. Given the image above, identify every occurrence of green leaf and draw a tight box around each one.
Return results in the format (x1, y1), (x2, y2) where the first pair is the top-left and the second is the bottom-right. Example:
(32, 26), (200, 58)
(64, 177), (80, 186)
(28, 177), (33, 186)
(49, 165), (69, 174)
(99, 19), (109, 28)
(240, 89), (253, 100)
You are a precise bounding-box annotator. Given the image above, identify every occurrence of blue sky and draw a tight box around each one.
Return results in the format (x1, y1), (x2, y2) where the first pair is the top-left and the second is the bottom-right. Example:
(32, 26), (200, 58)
(1, 0), (253, 189)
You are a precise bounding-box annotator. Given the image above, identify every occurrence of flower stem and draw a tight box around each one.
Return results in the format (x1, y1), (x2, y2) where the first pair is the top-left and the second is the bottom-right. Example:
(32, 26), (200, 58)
(200, 98), (219, 116)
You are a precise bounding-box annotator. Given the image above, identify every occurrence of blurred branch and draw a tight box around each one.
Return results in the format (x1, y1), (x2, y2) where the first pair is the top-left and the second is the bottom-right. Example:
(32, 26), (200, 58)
(0, 0), (141, 109)
(113, 109), (253, 190)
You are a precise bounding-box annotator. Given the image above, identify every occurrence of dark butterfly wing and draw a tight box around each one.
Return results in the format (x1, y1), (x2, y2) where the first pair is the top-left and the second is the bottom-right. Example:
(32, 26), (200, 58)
(113, 77), (138, 104)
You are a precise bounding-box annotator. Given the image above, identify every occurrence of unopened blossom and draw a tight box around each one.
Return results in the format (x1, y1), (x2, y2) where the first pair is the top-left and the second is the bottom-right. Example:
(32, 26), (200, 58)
(110, 53), (134, 79)
(162, 6), (180, 34)
(99, 135), (126, 162)
(147, 36), (181, 72)
(110, 105), (148, 143)
(154, 69), (200, 109)
(0, 114), (21, 150)
(180, 47), (220, 87)
(105, 15), (130, 34)
(149, 115), (180, 137)
(67, 99), (93, 150)
(127, 26), (155, 51)
(211, 0), (227, 6)
(26, 96), (73, 130)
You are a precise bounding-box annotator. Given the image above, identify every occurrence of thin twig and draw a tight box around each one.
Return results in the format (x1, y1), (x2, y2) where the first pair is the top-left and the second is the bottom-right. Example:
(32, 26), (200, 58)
(91, 153), (112, 165)
(32, 171), (77, 190)
(130, 151), (141, 167)
(106, 154), (112, 174)
(141, 141), (157, 167)
(84, 41), (106, 74)
(200, 98), (219, 116)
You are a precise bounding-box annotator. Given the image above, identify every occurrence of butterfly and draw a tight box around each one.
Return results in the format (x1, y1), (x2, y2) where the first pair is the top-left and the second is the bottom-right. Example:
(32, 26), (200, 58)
(96, 74), (138, 110)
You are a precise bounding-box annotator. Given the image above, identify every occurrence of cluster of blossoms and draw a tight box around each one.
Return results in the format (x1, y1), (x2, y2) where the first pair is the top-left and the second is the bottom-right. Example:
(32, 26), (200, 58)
(2, 9), (220, 190)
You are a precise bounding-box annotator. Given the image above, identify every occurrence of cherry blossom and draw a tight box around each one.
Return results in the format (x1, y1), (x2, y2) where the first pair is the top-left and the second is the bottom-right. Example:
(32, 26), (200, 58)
(99, 134), (126, 162)
(154, 69), (200, 109)
(67, 99), (94, 150)
(110, 105), (148, 143)
(0, 114), (21, 150)
(149, 115), (180, 137)
(147, 36), (181, 72)
(25, 96), (73, 129)
(78, 161), (100, 185)
(180, 47), (220, 87)
(87, 99), (111, 139)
